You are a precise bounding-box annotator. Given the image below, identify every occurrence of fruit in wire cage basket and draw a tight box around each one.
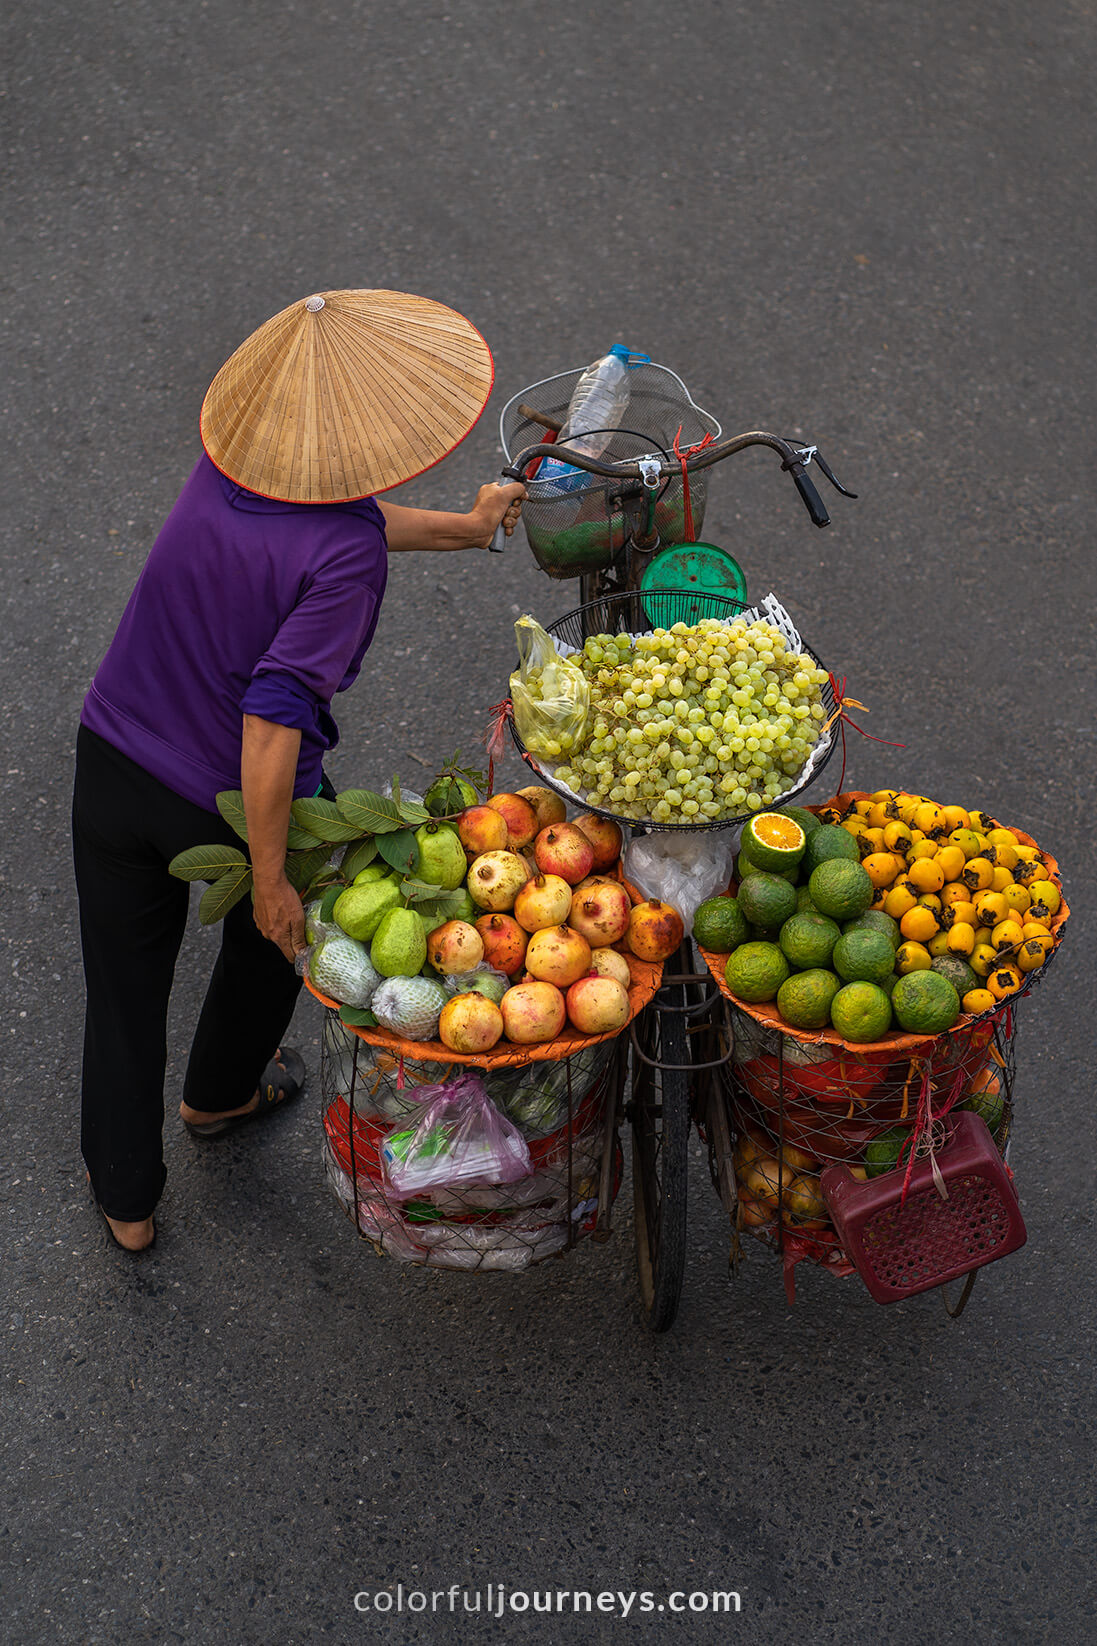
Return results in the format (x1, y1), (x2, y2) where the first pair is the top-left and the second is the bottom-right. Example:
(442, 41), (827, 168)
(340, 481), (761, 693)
(474, 913), (529, 975)
(333, 877), (402, 942)
(524, 925), (593, 988)
(516, 785), (568, 831)
(467, 850), (531, 911)
(437, 992), (505, 1054)
(370, 907), (428, 978)
(566, 974), (631, 1035)
(533, 822), (595, 885)
(486, 792), (539, 852)
(309, 934), (381, 1008)
(414, 821), (467, 890)
(573, 812), (625, 870)
(499, 980), (567, 1044)
(426, 920), (485, 974)
(456, 805), (509, 859)
(567, 879), (632, 948)
(513, 873), (574, 933)
(547, 617), (832, 823)
(625, 899), (685, 963)
(371, 975), (449, 1040)
(586, 946), (633, 988)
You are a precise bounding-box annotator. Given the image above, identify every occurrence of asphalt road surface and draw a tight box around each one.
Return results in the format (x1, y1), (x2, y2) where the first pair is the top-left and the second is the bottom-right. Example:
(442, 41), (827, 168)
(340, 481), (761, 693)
(3, 3), (1095, 1642)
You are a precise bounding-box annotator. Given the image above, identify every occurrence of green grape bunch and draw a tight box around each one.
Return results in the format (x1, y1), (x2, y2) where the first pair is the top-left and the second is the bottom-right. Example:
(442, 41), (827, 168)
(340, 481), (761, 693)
(549, 618), (831, 824)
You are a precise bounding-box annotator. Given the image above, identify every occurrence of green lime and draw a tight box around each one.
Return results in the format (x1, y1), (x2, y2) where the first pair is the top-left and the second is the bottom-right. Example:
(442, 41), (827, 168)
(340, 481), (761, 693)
(737, 872), (799, 932)
(776, 968), (842, 1030)
(808, 858), (875, 922)
(796, 884), (820, 913)
(961, 1086), (1005, 1137)
(831, 928), (897, 985)
(930, 955), (981, 998)
(779, 911), (842, 970)
(724, 941), (790, 1003)
(740, 812), (807, 873)
(803, 823), (862, 873)
(843, 909), (900, 950)
(891, 970), (960, 1034)
(829, 981), (894, 1043)
(879, 971), (899, 997)
(736, 851), (797, 886)
(864, 1125), (914, 1178)
(693, 895), (749, 952)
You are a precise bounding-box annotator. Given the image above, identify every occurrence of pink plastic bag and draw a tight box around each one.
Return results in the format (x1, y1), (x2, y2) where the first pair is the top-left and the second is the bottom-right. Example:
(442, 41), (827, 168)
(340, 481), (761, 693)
(380, 1071), (533, 1195)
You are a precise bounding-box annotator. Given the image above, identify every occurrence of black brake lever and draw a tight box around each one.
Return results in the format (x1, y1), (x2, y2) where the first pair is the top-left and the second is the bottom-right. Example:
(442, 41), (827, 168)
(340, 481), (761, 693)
(782, 440), (858, 499)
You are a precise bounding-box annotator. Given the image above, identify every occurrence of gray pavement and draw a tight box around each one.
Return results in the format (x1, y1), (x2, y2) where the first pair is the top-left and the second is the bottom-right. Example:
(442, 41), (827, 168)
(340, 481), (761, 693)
(3, 2), (1095, 1641)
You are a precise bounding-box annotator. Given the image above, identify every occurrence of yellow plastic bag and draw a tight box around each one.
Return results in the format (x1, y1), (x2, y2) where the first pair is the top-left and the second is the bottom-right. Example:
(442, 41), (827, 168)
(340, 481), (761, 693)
(509, 616), (590, 760)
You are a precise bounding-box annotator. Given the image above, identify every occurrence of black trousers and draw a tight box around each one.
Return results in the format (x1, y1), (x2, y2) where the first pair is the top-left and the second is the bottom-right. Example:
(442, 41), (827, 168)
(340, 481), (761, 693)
(72, 726), (304, 1221)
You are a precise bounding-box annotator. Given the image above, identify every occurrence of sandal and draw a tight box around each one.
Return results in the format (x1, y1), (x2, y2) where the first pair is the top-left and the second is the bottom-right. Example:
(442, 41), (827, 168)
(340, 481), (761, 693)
(184, 1048), (307, 1139)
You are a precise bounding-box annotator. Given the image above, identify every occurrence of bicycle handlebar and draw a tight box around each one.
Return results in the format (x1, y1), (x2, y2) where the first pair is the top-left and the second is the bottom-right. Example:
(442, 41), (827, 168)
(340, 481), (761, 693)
(501, 430), (855, 529)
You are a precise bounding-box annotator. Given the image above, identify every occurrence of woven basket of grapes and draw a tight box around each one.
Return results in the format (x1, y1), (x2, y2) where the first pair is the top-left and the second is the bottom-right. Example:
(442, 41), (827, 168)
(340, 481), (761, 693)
(508, 588), (839, 832)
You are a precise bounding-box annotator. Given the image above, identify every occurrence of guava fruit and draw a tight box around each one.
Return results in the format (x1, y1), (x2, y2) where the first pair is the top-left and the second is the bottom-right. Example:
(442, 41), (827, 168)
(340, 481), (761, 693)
(334, 878), (402, 942)
(370, 907), (428, 978)
(414, 822), (468, 890)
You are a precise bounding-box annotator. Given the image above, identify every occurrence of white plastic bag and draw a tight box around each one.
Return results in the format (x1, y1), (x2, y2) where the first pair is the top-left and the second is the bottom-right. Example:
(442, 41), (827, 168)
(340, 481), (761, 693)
(622, 829), (738, 929)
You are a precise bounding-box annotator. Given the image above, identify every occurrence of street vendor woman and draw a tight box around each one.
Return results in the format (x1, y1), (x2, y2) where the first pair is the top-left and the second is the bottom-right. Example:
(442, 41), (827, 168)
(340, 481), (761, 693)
(73, 289), (524, 1253)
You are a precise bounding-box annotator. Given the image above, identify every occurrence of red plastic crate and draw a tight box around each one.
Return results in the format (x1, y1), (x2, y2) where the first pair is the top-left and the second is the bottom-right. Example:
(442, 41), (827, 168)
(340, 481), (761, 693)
(820, 1112), (1026, 1303)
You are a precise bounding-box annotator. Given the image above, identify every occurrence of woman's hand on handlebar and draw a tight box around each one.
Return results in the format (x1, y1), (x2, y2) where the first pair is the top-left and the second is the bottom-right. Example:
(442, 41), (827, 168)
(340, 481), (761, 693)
(468, 481), (525, 547)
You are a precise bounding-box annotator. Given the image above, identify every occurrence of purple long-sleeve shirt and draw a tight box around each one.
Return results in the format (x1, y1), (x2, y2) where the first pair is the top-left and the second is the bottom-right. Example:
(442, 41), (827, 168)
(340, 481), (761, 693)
(82, 455), (388, 811)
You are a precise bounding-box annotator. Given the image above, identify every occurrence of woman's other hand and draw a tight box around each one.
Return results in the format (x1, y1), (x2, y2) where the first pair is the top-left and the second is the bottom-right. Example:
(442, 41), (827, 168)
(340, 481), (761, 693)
(252, 873), (307, 963)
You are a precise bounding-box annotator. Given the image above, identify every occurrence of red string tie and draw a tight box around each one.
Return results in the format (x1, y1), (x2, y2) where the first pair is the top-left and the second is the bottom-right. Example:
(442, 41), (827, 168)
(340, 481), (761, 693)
(823, 674), (908, 795)
(672, 425), (716, 543)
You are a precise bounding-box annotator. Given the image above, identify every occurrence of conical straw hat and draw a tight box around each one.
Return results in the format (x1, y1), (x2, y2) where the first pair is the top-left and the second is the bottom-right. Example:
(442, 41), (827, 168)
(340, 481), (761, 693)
(200, 289), (494, 503)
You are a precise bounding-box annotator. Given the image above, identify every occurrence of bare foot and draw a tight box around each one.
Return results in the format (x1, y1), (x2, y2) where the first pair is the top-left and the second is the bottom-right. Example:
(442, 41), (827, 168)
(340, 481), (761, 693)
(104, 1213), (157, 1252)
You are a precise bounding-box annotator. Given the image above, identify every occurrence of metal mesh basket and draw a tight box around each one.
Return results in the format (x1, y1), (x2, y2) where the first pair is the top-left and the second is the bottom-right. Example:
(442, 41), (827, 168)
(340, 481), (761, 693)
(499, 364), (721, 579)
(508, 589), (838, 832)
(319, 1010), (624, 1271)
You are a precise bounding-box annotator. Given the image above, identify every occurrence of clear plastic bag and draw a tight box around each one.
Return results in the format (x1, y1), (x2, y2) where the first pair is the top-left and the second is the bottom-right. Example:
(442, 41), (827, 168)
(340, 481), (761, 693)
(509, 615), (590, 761)
(442, 962), (511, 1005)
(381, 1071), (533, 1195)
(622, 829), (737, 929)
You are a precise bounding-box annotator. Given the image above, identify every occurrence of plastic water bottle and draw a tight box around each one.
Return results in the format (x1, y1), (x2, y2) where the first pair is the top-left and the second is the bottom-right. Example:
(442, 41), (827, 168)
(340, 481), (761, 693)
(535, 345), (649, 492)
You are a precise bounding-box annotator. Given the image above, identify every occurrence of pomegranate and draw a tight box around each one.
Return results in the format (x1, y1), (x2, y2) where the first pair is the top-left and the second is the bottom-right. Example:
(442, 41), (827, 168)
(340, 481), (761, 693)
(516, 784), (567, 832)
(533, 822), (595, 886)
(467, 850), (531, 912)
(524, 924), (593, 989)
(456, 804), (508, 860)
(625, 899), (685, 963)
(565, 974), (630, 1035)
(567, 879), (632, 947)
(438, 993), (505, 1054)
(499, 980), (567, 1044)
(426, 920), (484, 974)
(513, 873), (573, 934)
(474, 912), (528, 975)
(587, 947), (633, 989)
(573, 812), (624, 872)
(486, 792), (539, 852)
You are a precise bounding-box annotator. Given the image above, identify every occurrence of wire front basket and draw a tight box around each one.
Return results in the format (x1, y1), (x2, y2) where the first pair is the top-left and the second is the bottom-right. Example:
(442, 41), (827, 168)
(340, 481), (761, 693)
(499, 363), (721, 579)
(508, 588), (839, 833)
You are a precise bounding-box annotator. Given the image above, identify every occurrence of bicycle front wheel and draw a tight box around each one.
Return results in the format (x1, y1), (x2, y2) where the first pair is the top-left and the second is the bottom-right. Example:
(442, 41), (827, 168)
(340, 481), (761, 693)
(629, 972), (691, 1332)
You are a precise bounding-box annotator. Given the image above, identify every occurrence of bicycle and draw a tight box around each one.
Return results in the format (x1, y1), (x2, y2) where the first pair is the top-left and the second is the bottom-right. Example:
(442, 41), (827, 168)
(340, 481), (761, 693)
(494, 361), (856, 1330)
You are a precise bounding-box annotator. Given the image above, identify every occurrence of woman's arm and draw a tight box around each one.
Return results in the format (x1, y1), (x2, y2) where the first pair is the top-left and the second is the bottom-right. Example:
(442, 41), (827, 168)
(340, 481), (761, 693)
(240, 714), (306, 963)
(379, 481), (525, 552)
